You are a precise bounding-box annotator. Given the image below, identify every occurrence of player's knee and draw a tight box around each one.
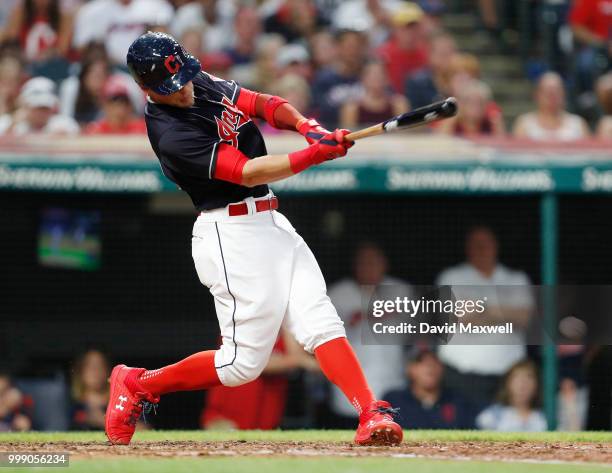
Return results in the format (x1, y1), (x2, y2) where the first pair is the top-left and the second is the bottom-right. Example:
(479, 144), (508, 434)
(301, 323), (346, 354)
(220, 357), (267, 387)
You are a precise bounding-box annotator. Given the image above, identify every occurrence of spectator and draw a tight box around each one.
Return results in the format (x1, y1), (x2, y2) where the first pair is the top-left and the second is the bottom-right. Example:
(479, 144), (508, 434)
(340, 60), (409, 128)
(311, 28), (367, 127)
(326, 242), (409, 427)
(418, 0), (446, 36)
(405, 32), (457, 110)
(513, 72), (590, 141)
(60, 45), (144, 125)
(476, 360), (547, 432)
(251, 34), (285, 91)
(437, 80), (505, 137)
(224, 5), (261, 66)
(376, 2), (429, 94)
(558, 377), (588, 431)
(59, 51), (110, 125)
(332, 0), (402, 47)
(446, 53), (504, 127)
(0, 76), (79, 135)
(0, 54), (26, 116)
(309, 30), (336, 71)
(70, 349), (110, 430)
(276, 43), (311, 80)
(435, 226), (534, 406)
(1, 0), (72, 62)
(0, 372), (31, 432)
(569, 0), (612, 95)
(171, 0), (235, 54)
(201, 329), (319, 430)
(263, 0), (326, 44)
(85, 75), (146, 134)
(384, 347), (476, 429)
(72, 0), (174, 65)
(596, 72), (612, 138)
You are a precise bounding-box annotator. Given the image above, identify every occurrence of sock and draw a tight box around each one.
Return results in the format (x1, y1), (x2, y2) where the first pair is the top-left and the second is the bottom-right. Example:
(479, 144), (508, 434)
(314, 337), (375, 416)
(136, 350), (221, 396)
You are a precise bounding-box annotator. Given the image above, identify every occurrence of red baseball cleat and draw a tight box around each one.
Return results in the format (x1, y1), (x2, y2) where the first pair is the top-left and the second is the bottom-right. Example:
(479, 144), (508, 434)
(105, 364), (159, 445)
(354, 400), (403, 446)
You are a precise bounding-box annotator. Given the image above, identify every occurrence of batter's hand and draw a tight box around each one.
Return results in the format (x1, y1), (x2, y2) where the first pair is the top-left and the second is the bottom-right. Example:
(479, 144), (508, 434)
(288, 129), (354, 173)
(313, 129), (354, 161)
(297, 118), (331, 144)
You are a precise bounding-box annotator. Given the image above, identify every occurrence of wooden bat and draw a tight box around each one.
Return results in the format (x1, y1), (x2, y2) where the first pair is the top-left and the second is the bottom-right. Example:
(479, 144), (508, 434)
(345, 97), (458, 141)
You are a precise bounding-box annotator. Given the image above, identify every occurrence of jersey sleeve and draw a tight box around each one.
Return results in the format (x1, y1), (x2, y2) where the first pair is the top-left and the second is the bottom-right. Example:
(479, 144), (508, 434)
(158, 126), (221, 180)
(158, 127), (249, 184)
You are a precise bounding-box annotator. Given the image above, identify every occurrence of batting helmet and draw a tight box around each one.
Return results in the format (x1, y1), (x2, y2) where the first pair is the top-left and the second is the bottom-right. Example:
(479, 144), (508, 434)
(126, 32), (201, 95)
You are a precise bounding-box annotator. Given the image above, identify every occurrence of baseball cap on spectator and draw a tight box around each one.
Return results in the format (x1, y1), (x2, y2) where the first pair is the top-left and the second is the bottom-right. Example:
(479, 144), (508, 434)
(417, 0), (446, 17)
(277, 44), (309, 68)
(392, 3), (425, 26)
(19, 77), (58, 109)
(102, 75), (131, 100)
(333, 17), (370, 36)
(406, 344), (437, 363)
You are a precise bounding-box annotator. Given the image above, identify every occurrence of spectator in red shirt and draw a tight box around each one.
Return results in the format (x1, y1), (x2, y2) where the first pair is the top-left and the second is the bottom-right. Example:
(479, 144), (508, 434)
(85, 76), (146, 135)
(570, 0), (612, 45)
(201, 329), (319, 430)
(569, 0), (612, 95)
(377, 2), (429, 94)
(437, 79), (505, 138)
(0, 0), (72, 63)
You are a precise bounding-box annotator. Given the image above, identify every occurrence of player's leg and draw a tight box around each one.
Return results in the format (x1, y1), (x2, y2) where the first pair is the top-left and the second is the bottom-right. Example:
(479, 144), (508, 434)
(106, 215), (291, 444)
(274, 211), (402, 445)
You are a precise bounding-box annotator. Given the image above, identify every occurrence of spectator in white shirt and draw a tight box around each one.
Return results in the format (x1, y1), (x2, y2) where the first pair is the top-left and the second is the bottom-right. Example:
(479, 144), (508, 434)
(476, 360), (547, 432)
(0, 76), (79, 136)
(72, 0), (174, 65)
(435, 225), (534, 407)
(171, 0), (236, 54)
(513, 72), (590, 142)
(326, 242), (410, 426)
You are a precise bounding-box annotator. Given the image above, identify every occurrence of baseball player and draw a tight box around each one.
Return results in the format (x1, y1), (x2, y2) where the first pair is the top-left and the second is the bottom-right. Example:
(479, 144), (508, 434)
(104, 32), (402, 446)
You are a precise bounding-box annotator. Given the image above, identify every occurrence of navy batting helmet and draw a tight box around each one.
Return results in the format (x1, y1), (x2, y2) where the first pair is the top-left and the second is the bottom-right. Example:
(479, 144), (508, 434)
(126, 32), (201, 95)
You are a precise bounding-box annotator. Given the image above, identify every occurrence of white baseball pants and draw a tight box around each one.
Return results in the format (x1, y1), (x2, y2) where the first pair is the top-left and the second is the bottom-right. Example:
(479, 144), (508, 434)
(191, 193), (346, 387)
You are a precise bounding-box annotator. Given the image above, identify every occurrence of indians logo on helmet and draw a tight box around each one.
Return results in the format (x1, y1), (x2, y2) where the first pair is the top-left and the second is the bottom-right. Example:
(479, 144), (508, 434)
(164, 54), (183, 74)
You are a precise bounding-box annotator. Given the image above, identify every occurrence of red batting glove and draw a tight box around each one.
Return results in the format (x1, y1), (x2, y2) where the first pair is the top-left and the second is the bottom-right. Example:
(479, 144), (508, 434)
(296, 118), (332, 144)
(289, 129), (354, 174)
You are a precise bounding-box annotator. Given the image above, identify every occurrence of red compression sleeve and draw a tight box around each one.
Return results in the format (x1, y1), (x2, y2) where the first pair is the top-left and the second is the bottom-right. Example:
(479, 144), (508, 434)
(137, 351), (221, 395)
(314, 337), (375, 415)
(235, 88), (259, 117)
(288, 145), (319, 174)
(213, 143), (249, 184)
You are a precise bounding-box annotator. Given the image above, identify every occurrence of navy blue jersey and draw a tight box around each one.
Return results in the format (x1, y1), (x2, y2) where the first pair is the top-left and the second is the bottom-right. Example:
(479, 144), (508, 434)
(144, 72), (269, 211)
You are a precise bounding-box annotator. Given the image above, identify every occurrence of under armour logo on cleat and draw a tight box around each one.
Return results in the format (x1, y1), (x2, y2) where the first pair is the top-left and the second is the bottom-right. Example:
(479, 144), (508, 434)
(115, 395), (128, 411)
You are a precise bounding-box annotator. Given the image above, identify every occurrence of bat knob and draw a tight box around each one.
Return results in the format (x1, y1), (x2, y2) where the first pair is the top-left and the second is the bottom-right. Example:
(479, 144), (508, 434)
(441, 97), (458, 117)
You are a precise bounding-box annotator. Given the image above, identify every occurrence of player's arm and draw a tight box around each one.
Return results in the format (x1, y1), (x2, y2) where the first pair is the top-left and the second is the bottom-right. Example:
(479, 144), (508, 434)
(235, 88), (332, 143)
(215, 129), (353, 187)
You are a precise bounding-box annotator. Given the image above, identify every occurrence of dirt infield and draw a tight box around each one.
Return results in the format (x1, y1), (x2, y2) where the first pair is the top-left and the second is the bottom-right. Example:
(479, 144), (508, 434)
(4, 440), (612, 464)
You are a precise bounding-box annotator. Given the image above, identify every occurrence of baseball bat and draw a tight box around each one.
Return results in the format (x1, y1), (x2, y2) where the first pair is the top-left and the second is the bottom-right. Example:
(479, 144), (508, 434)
(344, 97), (458, 141)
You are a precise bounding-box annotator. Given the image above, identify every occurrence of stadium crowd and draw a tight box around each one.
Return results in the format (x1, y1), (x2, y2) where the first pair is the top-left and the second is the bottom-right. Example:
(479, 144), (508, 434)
(0, 0), (611, 433)
(0, 0), (610, 139)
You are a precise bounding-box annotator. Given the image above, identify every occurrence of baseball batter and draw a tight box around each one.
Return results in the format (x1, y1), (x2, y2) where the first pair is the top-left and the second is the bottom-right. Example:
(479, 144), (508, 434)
(105, 32), (402, 446)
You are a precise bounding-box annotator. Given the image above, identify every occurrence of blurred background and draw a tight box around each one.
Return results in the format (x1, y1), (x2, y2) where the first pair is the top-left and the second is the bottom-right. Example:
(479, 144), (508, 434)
(0, 0), (611, 435)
